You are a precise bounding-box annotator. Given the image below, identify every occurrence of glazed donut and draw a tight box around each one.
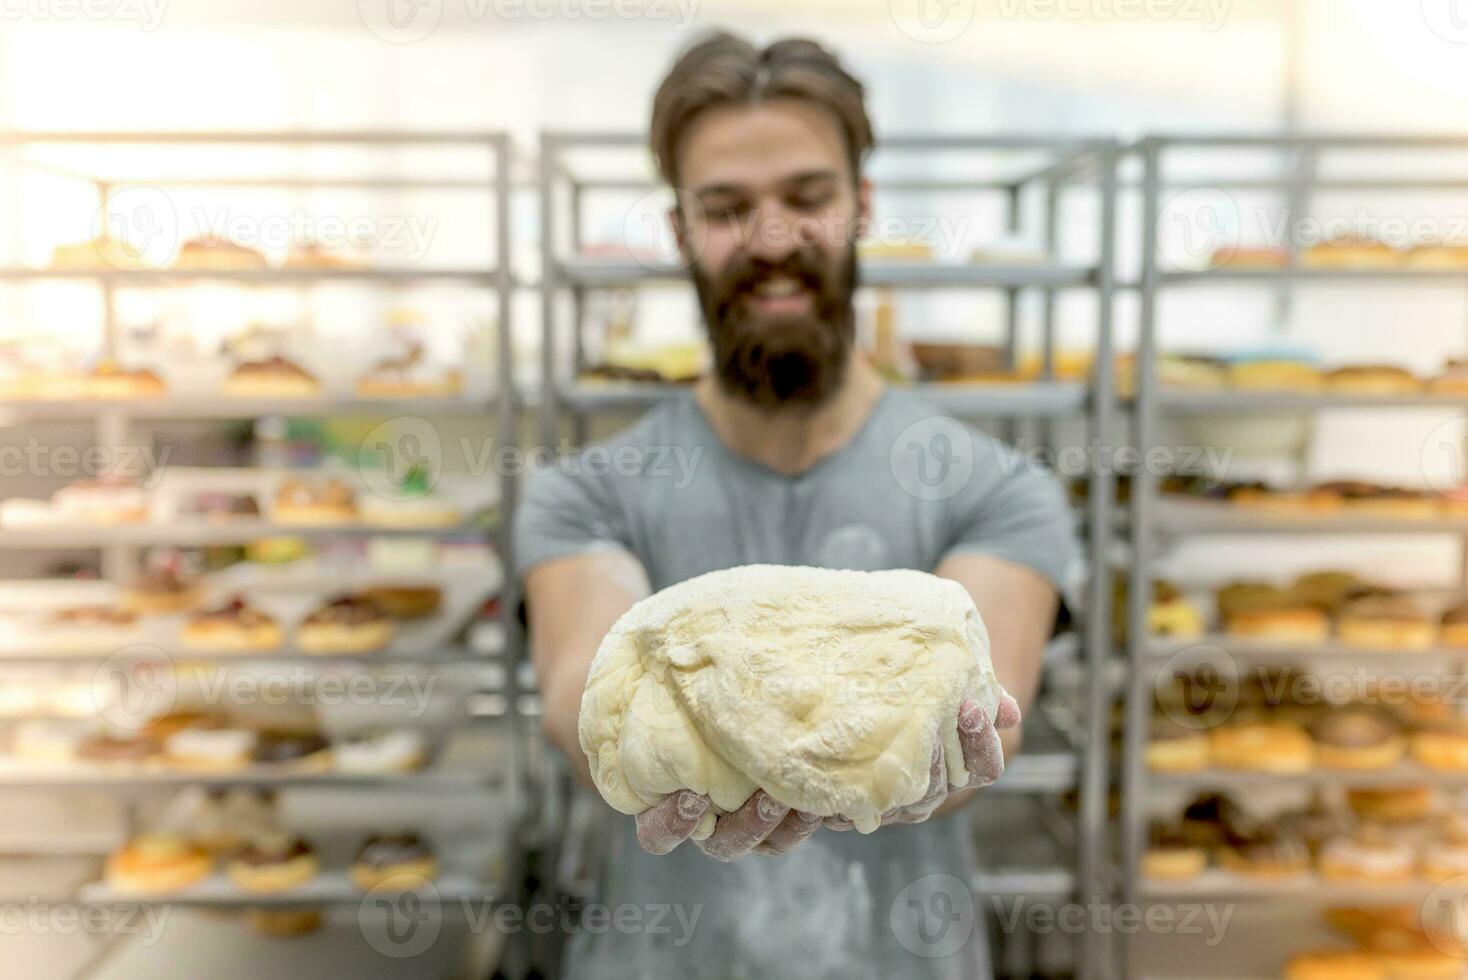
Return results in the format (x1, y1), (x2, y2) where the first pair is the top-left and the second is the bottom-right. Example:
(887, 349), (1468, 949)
(1318, 825), (1415, 882)
(1413, 721), (1468, 772)
(1209, 722), (1314, 773)
(227, 834), (319, 893)
(105, 834), (213, 894)
(1309, 711), (1406, 770)
(350, 832), (437, 890)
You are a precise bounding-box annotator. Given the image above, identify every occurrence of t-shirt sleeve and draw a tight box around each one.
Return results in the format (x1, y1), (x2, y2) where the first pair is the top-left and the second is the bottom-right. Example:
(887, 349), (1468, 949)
(941, 434), (1080, 600)
(512, 465), (632, 580)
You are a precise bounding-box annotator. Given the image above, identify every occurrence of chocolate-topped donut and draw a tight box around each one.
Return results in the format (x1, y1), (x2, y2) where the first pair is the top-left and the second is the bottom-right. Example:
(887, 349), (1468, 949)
(355, 832), (432, 870)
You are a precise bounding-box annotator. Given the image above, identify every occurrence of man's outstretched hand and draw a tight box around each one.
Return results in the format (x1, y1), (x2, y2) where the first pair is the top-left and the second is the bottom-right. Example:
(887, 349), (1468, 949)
(633, 692), (1021, 859)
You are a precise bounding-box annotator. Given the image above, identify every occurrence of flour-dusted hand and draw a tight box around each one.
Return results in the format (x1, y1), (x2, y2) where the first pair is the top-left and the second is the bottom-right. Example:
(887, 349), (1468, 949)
(825, 692), (1021, 831)
(634, 788), (823, 860)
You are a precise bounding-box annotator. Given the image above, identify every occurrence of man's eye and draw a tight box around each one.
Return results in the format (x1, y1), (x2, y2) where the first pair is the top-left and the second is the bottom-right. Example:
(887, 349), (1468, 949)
(791, 191), (834, 212)
(707, 203), (749, 222)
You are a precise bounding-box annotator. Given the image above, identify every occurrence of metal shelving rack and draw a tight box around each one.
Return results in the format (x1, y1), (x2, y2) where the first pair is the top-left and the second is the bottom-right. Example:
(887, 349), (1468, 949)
(0, 131), (525, 960)
(537, 132), (1120, 978)
(1120, 134), (1468, 977)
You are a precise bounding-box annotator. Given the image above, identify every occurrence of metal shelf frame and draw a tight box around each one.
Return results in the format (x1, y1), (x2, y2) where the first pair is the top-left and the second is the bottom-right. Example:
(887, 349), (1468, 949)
(1118, 132), (1468, 976)
(0, 131), (529, 939)
(536, 132), (1120, 980)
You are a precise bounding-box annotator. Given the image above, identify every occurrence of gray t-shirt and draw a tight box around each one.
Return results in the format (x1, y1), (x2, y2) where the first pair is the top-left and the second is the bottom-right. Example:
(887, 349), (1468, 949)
(515, 387), (1078, 980)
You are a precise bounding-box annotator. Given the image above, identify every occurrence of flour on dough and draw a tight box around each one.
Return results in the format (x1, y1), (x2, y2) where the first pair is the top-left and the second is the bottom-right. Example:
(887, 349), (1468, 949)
(578, 564), (1001, 834)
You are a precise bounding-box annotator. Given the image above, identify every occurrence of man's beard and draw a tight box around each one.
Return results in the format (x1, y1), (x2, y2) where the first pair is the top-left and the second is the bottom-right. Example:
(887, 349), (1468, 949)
(691, 243), (858, 410)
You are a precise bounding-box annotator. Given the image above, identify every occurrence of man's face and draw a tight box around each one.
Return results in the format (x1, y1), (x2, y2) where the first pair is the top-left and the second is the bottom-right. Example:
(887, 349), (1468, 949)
(672, 99), (870, 409)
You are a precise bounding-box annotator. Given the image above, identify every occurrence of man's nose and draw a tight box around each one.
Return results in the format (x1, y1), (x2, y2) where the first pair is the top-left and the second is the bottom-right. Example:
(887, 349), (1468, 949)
(744, 203), (813, 264)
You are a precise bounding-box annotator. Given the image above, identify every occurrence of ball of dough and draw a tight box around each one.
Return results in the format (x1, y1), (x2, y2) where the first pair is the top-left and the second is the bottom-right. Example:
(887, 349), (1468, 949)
(577, 564), (1000, 834)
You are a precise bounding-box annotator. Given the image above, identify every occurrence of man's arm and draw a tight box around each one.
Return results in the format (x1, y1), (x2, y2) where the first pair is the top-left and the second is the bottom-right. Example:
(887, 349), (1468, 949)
(524, 550), (651, 787)
(930, 551), (1060, 817)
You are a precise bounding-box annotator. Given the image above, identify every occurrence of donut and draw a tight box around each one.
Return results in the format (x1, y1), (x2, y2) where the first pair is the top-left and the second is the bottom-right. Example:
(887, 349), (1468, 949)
(105, 834), (213, 894)
(1346, 786), (1434, 825)
(1337, 596), (1435, 651)
(1440, 603), (1468, 649)
(1179, 793), (1245, 849)
(181, 598), (282, 653)
(76, 733), (161, 767)
(1142, 821), (1207, 881)
(164, 728), (256, 773)
(1325, 365), (1421, 395)
(227, 834), (319, 893)
(1308, 711), (1406, 770)
(333, 729), (427, 774)
(1318, 825), (1415, 882)
(252, 732), (332, 772)
(1209, 722), (1314, 772)
(1283, 951), (1385, 980)
(1145, 717), (1210, 773)
(120, 568), (204, 616)
(221, 356), (320, 398)
(271, 478), (356, 525)
(361, 585), (442, 621)
(295, 595), (394, 654)
(1215, 823), (1310, 879)
(1413, 721), (1468, 771)
(350, 832), (437, 890)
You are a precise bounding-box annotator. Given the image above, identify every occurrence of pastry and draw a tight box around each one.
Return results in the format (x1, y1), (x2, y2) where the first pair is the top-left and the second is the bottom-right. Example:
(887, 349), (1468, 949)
(272, 478), (357, 525)
(351, 832), (438, 890)
(227, 833), (319, 893)
(1217, 583), (1328, 642)
(247, 907), (323, 937)
(180, 491), (261, 523)
(1428, 359), (1468, 396)
(1325, 364), (1420, 395)
(334, 728), (428, 774)
(163, 728), (256, 773)
(1420, 813), (1468, 883)
(1291, 570), (1369, 614)
(51, 236), (150, 270)
(76, 733), (162, 766)
(1319, 824), (1415, 882)
(1142, 820), (1207, 880)
(1408, 245), (1468, 270)
(1227, 483), (1342, 514)
(1413, 719), (1468, 771)
(1309, 710), (1405, 770)
(361, 584), (442, 620)
(1227, 359), (1323, 391)
(221, 356), (321, 398)
(11, 719), (94, 765)
(1145, 717), (1210, 773)
(120, 568), (203, 615)
(252, 732), (332, 772)
(1158, 354), (1229, 390)
(1346, 786), (1434, 825)
(86, 360), (165, 399)
(181, 598), (283, 653)
(51, 475), (149, 524)
(1209, 721), (1314, 772)
(356, 342), (461, 397)
(295, 595), (394, 654)
(1345, 486), (1440, 521)
(175, 236), (269, 271)
(285, 243), (362, 269)
(44, 604), (138, 648)
(1280, 792), (1354, 858)
(1115, 578), (1204, 646)
(1215, 821), (1310, 878)
(1179, 793), (1245, 849)
(1283, 951), (1385, 980)
(1211, 245), (1289, 270)
(359, 494), (462, 529)
(578, 566), (1002, 833)
(1440, 602), (1468, 649)
(137, 710), (226, 742)
(1303, 238), (1403, 269)
(1440, 487), (1468, 517)
(1337, 596), (1435, 651)
(858, 241), (933, 260)
(908, 343), (1009, 384)
(106, 834), (213, 893)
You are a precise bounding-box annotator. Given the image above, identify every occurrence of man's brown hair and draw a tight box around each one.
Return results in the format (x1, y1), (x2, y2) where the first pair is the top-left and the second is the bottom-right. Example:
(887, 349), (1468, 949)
(649, 31), (875, 188)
